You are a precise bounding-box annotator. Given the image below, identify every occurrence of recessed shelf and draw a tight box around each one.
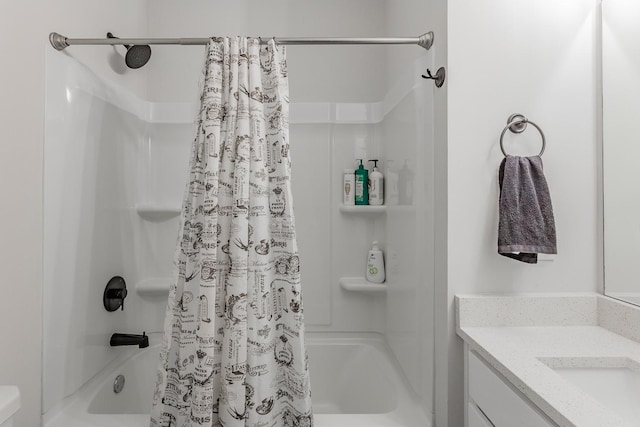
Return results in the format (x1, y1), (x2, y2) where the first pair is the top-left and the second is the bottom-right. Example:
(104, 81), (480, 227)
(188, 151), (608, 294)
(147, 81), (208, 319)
(136, 204), (181, 221)
(339, 205), (387, 214)
(339, 277), (387, 293)
(135, 277), (172, 296)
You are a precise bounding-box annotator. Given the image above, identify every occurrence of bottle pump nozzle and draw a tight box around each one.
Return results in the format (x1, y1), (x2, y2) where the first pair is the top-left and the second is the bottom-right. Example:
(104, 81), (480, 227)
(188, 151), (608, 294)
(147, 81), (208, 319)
(369, 159), (379, 169)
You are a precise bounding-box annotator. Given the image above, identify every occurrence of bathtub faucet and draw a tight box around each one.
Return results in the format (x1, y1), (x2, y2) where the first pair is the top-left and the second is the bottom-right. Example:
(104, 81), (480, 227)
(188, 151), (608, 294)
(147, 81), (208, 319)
(110, 332), (149, 348)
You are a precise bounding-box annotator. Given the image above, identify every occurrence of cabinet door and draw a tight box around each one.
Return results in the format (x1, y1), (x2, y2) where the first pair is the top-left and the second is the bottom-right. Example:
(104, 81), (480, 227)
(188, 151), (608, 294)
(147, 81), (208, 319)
(468, 403), (494, 427)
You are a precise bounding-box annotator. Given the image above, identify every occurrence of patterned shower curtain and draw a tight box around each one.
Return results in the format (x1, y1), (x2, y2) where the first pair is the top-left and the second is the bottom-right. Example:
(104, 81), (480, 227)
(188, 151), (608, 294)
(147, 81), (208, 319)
(150, 37), (313, 427)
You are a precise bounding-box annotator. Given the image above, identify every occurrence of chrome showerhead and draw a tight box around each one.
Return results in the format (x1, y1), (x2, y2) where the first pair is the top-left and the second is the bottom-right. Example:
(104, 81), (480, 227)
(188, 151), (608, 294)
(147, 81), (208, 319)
(107, 32), (151, 69)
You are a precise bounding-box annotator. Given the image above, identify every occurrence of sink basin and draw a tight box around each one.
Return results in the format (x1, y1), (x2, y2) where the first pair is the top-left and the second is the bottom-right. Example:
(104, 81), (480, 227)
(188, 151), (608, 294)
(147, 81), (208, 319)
(546, 361), (640, 426)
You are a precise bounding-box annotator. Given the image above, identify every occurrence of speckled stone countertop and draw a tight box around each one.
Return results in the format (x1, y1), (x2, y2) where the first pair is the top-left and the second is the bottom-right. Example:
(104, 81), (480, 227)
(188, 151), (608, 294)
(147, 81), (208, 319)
(456, 294), (640, 427)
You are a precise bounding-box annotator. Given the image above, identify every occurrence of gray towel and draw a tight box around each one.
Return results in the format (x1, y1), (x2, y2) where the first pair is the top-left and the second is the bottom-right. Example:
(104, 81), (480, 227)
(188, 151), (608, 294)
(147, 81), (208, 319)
(498, 155), (556, 264)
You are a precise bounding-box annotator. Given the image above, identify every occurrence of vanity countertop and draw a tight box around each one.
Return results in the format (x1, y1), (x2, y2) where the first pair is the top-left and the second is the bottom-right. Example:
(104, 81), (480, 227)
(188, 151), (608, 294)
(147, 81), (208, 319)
(457, 294), (640, 427)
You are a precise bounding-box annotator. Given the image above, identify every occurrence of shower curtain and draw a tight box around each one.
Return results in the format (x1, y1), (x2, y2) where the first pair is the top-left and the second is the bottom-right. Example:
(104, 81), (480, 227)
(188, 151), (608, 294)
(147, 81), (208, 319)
(150, 37), (313, 427)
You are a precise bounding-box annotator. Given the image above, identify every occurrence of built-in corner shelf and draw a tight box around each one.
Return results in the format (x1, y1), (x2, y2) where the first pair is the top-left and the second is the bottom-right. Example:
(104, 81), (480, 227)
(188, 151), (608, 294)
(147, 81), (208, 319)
(339, 205), (387, 215)
(339, 277), (387, 294)
(136, 204), (181, 221)
(135, 277), (172, 296)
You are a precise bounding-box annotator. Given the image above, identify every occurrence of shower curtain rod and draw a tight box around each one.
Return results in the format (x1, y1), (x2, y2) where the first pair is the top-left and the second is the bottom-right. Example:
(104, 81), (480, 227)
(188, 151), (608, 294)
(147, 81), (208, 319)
(49, 32), (434, 51)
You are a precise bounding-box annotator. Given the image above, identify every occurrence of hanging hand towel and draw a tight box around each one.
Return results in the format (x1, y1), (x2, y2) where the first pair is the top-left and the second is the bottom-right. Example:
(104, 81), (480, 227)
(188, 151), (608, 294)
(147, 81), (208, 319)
(498, 155), (557, 264)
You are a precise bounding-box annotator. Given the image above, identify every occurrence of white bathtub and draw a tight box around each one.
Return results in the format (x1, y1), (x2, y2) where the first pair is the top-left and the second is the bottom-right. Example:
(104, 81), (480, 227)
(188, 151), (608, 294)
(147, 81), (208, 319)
(43, 333), (431, 427)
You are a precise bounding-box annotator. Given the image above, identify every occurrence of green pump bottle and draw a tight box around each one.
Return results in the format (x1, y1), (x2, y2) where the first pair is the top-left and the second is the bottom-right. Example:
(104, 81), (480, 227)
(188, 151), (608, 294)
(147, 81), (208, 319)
(355, 159), (369, 205)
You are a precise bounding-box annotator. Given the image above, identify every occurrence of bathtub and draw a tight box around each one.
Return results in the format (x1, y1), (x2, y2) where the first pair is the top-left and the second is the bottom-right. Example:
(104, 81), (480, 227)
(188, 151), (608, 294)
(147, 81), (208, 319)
(43, 332), (431, 427)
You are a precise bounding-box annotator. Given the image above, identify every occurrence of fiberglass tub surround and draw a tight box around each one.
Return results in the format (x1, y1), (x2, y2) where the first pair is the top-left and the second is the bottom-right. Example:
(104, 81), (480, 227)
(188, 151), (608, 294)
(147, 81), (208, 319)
(44, 48), (433, 426)
(43, 2), (436, 424)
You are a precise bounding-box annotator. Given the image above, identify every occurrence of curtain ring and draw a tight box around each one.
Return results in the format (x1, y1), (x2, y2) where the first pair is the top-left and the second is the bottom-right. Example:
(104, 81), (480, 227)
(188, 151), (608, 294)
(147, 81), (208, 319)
(499, 117), (546, 157)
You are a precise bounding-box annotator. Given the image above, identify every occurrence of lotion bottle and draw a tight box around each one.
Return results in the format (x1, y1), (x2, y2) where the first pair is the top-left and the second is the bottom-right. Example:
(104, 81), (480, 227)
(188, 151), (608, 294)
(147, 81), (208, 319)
(368, 160), (384, 205)
(343, 169), (355, 205)
(366, 241), (385, 284)
(355, 159), (369, 205)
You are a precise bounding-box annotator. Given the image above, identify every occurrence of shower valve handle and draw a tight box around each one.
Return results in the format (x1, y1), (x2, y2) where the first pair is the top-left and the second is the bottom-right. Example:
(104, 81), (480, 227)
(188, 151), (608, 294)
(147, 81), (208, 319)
(106, 288), (128, 310)
(103, 276), (128, 312)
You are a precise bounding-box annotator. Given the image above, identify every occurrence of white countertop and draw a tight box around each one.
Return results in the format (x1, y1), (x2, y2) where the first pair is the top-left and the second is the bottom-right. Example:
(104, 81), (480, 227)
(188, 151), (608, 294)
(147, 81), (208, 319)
(460, 326), (637, 427)
(457, 294), (640, 427)
(0, 386), (19, 424)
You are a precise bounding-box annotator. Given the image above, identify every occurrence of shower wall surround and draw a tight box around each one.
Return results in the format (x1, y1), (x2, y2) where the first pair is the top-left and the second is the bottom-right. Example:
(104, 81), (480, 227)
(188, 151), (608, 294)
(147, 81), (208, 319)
(382, 55), (435, 410)
(42, 1), (436, 423)
(42, 54), (425, 410)
(144, 0), (437, 418)
(43, 22), (433, 427)
(43, 51), (153, 415)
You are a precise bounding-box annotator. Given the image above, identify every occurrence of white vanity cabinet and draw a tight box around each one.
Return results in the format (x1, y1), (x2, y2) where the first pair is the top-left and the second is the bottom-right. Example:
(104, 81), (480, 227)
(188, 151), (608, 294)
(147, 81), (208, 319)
(465, 347), (558, 427)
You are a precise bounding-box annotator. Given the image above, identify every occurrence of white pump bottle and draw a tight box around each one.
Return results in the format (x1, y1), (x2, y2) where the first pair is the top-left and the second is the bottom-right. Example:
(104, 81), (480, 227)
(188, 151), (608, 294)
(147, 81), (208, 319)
(368, 160), (384, 206)
(366, 241), (386, 283)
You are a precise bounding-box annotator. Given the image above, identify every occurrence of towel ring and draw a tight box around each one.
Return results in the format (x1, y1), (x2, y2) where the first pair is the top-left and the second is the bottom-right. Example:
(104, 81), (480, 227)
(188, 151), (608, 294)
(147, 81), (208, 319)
(499, 114), (546, 157)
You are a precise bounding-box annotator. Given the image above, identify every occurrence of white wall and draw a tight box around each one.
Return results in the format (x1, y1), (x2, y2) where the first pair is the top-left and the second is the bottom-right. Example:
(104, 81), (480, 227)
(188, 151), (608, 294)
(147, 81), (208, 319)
(145, 0), (387, 103)
(0, 1), (148, 425)
(439, 1), (599, 425)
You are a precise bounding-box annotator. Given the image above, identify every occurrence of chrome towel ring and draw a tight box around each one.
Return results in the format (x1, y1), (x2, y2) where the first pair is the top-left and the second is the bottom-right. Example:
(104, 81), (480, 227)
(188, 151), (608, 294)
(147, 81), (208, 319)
(499, 113), (546, 157)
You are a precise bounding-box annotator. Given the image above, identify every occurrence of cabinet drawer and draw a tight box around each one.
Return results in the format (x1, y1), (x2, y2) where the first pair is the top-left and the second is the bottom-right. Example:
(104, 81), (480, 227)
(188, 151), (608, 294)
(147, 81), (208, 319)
(468, 351), (555, 427)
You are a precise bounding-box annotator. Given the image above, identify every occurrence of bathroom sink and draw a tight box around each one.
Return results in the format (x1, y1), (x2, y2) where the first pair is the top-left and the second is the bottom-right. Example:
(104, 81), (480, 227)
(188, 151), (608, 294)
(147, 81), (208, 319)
(551, 365), (640, 425)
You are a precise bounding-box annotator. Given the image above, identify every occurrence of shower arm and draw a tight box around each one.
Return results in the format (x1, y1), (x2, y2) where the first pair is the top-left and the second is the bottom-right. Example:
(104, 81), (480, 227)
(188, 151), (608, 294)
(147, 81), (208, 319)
(49, 32), (434, 51)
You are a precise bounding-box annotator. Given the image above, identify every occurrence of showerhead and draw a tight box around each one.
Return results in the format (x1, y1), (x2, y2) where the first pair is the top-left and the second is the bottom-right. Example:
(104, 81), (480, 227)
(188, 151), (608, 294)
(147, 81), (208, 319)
(107, 32), (151, 69)
(124, 44), (152, 69)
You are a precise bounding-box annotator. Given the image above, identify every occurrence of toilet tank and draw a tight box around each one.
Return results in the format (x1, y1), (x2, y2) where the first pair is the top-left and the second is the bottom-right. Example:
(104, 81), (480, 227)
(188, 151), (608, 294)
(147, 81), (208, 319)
(0, 387), (20, 427)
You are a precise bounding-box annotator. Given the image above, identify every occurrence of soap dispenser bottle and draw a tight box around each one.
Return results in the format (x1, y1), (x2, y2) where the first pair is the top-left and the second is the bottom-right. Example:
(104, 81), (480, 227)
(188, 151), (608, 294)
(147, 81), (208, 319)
(355, 159), (369, 205)
(366, 241), (385, 284)
(368, 160), (384, 205)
